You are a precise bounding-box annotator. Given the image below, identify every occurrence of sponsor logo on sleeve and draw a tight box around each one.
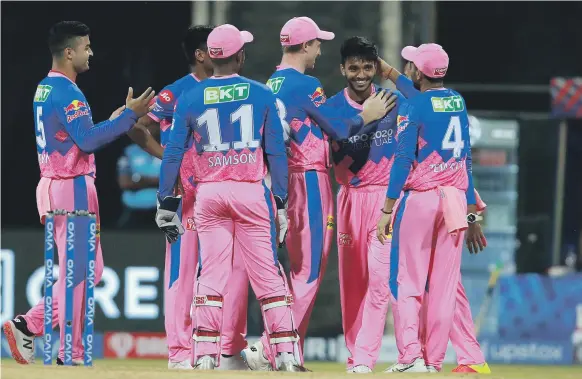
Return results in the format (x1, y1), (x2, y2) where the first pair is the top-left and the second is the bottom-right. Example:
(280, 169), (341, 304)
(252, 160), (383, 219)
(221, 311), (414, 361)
(158, 90), (174, 104)
(64, 100), (90, 123)
(308, 87), (326, 107)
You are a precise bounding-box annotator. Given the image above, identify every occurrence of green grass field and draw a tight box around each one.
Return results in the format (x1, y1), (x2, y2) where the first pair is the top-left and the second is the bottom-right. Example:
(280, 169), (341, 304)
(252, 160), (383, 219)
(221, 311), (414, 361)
(2, 359), (582, 379)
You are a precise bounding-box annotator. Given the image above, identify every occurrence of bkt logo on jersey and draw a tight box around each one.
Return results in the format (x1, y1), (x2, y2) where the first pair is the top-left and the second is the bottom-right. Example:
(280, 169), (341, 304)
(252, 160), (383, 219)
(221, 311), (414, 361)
(309, 87), (326, 107)
(266, 77), (285, 94)
(204, 83), (250, 104)
(64, 100), (89, 123)
(431, 95), (464, 113)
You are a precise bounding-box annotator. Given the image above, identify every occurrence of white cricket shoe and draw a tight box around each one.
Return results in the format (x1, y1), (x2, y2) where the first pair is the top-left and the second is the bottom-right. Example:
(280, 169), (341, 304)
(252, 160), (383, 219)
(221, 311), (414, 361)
(241, 341), (273, 371)
(168, 359), (192, 370)
(193, 355), (215, 370)
(276, 353), (309, 372)
(217, 354), (248, 370)
(348, 365), (373, 373)
(427, 365), (439, 373)
(383, 358), (429, 373)
(2, 316), (35, 365)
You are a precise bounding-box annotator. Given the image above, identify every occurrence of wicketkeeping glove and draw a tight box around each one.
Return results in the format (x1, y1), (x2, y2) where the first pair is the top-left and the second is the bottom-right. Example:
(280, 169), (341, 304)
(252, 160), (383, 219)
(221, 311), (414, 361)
(274, 195), (288, 248)
(155, 195), (185, 244)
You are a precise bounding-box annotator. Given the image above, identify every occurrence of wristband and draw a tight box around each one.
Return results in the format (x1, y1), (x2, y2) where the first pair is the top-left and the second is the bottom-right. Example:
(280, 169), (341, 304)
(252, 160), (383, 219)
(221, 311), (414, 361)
(380, 208), (393, 215)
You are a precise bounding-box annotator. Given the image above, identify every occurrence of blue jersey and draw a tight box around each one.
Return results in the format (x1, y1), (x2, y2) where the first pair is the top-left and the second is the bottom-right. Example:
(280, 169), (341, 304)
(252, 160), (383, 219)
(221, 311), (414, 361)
(327, 85), (404, 187)
(266, 66), (366, 172)
(147, 73), (201, 147)
(387, 87), (476, 204)
(158, 74), (288, 202)
(117, 144), (161, 209)
(33, 70), (138, 179)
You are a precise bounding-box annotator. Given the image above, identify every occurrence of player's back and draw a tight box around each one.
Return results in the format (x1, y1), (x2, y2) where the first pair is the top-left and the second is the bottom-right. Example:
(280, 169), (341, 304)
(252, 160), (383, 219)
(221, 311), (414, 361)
(267, 67), (330, 172)
(328, 85), (403, 188)
(184, 75), (277, 184)
(33, 71), (95, 179)
(401, 88), (471, 191)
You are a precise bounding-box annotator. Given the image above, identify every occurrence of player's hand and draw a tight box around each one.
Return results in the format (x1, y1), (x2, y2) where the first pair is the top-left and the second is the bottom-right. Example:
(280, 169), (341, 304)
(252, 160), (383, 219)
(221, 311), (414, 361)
(155, 195), (185, 244)
(126, 87), (156, 118)
(377, 58), (393, 80)
(276, 209), (288, 248)
(362, 90), (397, 124)
(466, 222), (487, 254)
(109, 105), (126, 121)
(376, 212), (393, 245)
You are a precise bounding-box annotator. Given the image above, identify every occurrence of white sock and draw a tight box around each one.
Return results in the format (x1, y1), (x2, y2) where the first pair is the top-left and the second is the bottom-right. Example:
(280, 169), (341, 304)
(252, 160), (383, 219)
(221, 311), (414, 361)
(276, 352), (294, 366)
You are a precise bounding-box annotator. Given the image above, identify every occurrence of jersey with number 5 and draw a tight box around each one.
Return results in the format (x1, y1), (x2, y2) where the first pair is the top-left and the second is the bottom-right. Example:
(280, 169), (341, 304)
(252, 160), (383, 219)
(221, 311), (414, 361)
(387, 88), (475, 202)
(158, 75), (288, 200)
(32, 71), (138, 179)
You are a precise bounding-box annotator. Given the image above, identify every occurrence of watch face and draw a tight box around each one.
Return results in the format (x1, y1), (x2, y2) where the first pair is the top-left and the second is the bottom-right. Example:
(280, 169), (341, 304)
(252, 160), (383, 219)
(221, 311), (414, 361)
(468, 214), (476, 223)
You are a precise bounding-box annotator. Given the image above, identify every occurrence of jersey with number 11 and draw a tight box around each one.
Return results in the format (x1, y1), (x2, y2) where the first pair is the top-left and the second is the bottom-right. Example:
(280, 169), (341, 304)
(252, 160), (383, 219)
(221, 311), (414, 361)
(387, 88), (474, 199)
(158, 74), (288, 200)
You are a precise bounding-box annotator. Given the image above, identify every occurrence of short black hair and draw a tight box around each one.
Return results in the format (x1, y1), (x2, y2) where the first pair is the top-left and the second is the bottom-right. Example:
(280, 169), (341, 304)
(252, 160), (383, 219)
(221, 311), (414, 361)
(48, 21), (90, 56)
(340, 36), (378, 65)
(182, 25), (214, 65)
(283, 39), (317, 54)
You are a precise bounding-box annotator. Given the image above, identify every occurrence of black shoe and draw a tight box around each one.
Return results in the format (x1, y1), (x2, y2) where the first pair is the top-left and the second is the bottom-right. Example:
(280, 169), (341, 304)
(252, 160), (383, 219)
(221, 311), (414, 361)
(56, 357), (83, 366)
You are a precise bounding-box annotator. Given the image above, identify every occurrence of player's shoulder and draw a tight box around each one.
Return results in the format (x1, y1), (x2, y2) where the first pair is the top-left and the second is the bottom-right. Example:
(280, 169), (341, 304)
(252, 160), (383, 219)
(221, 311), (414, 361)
(36, 76), (83, 106)
(327, 88), (346, 106)
(159, 74), (200, 105)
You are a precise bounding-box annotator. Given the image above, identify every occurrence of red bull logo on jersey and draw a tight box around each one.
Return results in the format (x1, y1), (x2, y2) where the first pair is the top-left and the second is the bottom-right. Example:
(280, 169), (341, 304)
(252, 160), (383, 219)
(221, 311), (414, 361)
(396, 115), (409, 136)
(308, 87), (326, 107)
(64, 100), (89, 123)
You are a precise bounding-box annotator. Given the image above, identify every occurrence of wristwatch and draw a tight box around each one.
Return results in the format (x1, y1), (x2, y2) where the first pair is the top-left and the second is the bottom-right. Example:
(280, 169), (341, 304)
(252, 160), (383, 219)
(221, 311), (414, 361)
(467, 213), (483, 224)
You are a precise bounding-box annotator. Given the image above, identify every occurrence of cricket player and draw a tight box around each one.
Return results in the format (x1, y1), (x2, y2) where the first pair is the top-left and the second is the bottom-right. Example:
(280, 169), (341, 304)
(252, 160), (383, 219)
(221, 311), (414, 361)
(129, 25), (248, 370)
(379, 50), (490, 374)
(326, 36), (405, 373)
(2, 21), (154, 365)
(376, 43), (479, 373)
(242, 17), (396, 371)
(155, 24), (304, 372)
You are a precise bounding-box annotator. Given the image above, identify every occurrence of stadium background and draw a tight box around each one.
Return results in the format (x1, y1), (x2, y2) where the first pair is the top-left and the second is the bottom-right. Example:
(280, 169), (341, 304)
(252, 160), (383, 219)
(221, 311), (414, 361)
(2, 0), (582, 366)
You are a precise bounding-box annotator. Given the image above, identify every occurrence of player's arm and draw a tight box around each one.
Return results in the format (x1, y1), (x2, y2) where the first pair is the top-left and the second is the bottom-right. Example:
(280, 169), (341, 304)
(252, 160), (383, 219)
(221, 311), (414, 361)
(384, 102), (419, 208)
(59, 87), (154, 153)
(377, 58), (419, 99)
(300, 80), (396, 140)
(127, 115), (164, 159)
(264, 99), (289, 207)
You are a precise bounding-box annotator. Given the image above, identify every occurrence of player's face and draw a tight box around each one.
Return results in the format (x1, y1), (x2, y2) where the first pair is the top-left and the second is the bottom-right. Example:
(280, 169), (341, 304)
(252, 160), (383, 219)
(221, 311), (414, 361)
(70, 36), (92, 73)
(197, 48), (213, 77)
(305, 40), (322, 69)
(341, 57), (376, 93)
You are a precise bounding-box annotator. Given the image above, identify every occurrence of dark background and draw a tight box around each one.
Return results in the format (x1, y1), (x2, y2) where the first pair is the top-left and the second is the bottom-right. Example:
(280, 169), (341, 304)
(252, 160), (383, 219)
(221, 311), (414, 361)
(2, 1), (582, 269)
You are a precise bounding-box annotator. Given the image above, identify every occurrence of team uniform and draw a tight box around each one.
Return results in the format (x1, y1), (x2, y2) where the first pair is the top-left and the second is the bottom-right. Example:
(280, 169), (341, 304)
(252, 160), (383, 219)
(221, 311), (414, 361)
(387, 86), (475, 370)
(3, 70), (139, 363)
(158, 73), (299, 368)
(148, 74), (248, 365)
(394, 74), (486, 368)
(259, 66), (370, 364)
(328, 85), (404, 370)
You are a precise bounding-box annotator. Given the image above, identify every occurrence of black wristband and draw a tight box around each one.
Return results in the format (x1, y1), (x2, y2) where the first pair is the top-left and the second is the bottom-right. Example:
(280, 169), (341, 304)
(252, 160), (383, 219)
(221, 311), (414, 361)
(380, 208), (393, 215)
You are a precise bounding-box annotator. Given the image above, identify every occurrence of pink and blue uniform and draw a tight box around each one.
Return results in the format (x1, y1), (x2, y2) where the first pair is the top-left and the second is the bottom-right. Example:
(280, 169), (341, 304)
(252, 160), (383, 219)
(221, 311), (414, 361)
(387, 86), (475, 370)
(148, 74), (248, 364)
(159, 74), (299, 366)
(328, 85), (404, 369)
(395, 74), (485, 366)
(23, 70), (139, 361)
(264, 66), (369, 356)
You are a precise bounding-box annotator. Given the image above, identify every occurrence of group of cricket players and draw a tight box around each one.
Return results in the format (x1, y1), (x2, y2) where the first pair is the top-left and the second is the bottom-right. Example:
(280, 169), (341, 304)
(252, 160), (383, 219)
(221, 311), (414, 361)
(2, 15), (491, 374)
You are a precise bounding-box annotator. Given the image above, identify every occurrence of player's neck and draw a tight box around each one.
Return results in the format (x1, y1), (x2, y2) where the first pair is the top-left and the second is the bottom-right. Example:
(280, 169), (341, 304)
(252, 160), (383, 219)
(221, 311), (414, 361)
(347, 85), (373, 104)
(51, 61), (77, 82)
(280, 54), (306, 74)
(191, 65), (211, 81)
(420, 81), (443, 93)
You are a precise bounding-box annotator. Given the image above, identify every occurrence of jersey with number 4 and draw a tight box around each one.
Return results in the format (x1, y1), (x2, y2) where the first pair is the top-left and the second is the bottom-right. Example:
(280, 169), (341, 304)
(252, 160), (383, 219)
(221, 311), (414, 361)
(158, 74), (288, 200)
(387, 88), (476, 204)
(33, 70), (138, 179)
(267, 66), (366, 173)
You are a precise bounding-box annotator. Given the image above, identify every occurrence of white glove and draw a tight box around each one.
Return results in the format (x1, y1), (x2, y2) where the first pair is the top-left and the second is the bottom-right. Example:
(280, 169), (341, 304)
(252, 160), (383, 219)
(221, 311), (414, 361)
(276, 209), (288, 248)
(155, 195), (185, 244)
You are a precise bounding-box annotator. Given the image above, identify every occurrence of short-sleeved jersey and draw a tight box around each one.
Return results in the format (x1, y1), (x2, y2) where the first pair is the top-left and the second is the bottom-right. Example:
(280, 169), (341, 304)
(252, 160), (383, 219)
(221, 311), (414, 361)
(387, 88), (476, 204)
(158, 74), (288, 201)
(33, 70), (137, 179)
(328, 85), (404, 188)
(266, 66), (366, 173)
(147, 73), (202, 197)
(147, 73), (201, 147)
